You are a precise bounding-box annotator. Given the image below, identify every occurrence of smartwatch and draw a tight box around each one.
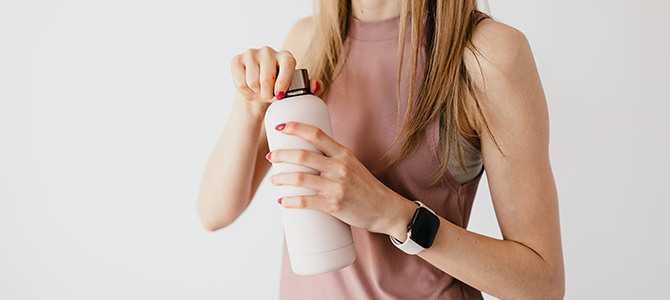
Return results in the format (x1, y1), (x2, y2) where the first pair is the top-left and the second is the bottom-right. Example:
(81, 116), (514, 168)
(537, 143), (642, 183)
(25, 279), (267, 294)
(390, 201), (440, 255)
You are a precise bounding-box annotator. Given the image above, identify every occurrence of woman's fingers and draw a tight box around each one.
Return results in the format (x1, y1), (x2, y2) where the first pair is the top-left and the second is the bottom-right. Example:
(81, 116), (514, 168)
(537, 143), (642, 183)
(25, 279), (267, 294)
(273, 182), (342, 215)
(271, 172), (325, 192)
(267, 148), (329, 173)
(280, 195), (328, 211)
(310, 78), (324, 97)
(275, 50), (297, 99)
(257, 46), (279, 100)
(276, 122), (345, 158)
(231, 54), (254, 95)
(279, 193), (347, 217)
(231, 47), (299, 101)
(243, 50), (261, 95)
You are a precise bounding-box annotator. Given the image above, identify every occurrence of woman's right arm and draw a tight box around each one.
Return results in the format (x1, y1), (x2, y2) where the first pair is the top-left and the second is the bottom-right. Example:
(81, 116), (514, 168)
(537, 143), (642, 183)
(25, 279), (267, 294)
(197, 17), (315, 231)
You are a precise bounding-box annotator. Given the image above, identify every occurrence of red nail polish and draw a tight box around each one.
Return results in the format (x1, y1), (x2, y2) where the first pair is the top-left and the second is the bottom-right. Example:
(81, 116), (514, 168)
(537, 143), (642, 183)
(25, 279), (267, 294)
(277, 198), (282, 204)
(314, 82), (320, 93)
(275, 123), (286, 131)
(266, 152), (272, 160)
(276, 91), (284, 100)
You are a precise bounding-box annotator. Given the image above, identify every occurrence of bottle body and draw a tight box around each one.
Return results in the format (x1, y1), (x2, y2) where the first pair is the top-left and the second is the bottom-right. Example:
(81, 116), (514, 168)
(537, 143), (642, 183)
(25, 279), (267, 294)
(265, 93), (356, 275)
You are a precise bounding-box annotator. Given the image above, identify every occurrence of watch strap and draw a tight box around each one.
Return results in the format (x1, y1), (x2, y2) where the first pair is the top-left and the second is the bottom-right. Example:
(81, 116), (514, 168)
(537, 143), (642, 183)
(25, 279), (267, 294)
(389, 201), (435, 255)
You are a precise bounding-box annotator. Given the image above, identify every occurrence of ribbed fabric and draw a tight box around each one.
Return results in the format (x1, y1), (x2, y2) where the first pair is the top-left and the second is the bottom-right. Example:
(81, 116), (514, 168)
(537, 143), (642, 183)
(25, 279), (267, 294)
(443, 134), (483, 185)
(279, 13), (488, 300)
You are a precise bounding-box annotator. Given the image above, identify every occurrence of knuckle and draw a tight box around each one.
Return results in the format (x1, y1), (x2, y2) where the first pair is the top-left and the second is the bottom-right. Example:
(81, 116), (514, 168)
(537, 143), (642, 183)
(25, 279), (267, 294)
(278, 51), (296, 64)
(333, 183), (346, 200)
(243, 49), (255, 60)
(259, 46), (274, 55)
(335, 163), (350, 177)
(328, 196), (344, 214)
(294, 173), (307, 186)
(307, 127), (323, 141)
(260, 74), (275, 87)
(248, 81), (260, 91)
(296, 150), (311, 163)
(295, 197), (308, 209)
(231, 54), (242, 65)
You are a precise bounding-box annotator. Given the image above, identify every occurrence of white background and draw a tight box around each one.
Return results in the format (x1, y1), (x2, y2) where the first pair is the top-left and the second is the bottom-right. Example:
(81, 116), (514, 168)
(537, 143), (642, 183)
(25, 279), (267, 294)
(1, 0), (669, 299)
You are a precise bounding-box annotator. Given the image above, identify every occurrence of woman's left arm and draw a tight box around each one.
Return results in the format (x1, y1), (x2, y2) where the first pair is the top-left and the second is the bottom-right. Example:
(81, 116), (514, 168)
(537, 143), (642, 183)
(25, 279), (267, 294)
(419, 19), (565, 299)
(268, 20), (564, 300)
(417, 20), (565, 299)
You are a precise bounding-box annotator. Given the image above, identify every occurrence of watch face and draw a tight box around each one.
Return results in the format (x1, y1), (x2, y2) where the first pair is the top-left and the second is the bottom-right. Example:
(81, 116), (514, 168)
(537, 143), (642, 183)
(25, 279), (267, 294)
(410, 207), (440, 248)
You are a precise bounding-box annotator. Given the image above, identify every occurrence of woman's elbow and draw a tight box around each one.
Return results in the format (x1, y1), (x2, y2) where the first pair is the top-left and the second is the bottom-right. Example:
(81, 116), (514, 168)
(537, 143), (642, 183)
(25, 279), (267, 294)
(516, 260), (565, 300)
(198, 209), (225, 232)
(200, 217), (226, 232)
(196, 198), (235, 232)
(538, 263), (565, 300)
(518, 275), (564, 300)
(547, 272), (566, 300)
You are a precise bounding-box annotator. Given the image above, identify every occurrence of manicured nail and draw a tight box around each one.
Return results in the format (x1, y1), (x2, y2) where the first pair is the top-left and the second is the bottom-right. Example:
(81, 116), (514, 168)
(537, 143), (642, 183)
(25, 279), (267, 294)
(276, 91), (284, 100)
(266, 152), (272, 161)
(277, 198), (282, 204)
(314, 82), (320, 93)
(275, 123), (286, 131)
(269, 175), (274, 183)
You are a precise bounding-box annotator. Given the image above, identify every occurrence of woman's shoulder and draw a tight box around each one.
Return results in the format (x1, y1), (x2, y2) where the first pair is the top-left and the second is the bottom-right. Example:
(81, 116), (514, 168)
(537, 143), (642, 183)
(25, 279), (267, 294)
(283, 16), (316, 66)
(463, 18), (541, 135)
(466, 18), (533, 76)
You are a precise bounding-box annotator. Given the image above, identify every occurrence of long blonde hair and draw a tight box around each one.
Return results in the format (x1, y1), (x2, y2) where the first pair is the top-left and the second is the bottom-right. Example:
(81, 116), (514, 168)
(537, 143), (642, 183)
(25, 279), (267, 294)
(305, 0), (497, 183)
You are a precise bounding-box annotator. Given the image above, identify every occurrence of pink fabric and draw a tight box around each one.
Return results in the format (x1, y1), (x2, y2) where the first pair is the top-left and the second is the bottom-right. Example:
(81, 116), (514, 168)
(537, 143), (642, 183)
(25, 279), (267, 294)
(279, 13), (488, 300)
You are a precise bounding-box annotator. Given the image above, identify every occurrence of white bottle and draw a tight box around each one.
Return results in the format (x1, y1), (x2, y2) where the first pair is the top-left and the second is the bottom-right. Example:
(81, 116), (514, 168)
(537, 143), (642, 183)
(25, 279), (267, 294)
(265, 69), (356, 275)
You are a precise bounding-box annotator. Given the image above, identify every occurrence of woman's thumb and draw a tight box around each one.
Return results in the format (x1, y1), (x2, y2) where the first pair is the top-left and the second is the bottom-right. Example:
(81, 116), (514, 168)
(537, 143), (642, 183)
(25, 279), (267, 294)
(310, 78), (325, 97)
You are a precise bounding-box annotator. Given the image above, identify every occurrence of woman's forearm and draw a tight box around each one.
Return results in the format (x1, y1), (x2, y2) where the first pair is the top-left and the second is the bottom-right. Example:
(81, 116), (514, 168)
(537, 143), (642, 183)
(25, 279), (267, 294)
(197, 94), (272, 231)
(418, 217), (565, 300)
(382, 192), (563, 300)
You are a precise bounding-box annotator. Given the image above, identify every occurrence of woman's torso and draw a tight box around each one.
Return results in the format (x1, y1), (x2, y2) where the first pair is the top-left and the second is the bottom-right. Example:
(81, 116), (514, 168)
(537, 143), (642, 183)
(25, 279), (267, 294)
(279, 13), (487, 300)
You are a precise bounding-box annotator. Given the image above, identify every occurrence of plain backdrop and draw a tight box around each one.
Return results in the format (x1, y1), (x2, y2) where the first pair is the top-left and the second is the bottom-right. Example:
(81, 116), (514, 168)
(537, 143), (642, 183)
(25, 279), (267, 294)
(1, 0), (669, 299)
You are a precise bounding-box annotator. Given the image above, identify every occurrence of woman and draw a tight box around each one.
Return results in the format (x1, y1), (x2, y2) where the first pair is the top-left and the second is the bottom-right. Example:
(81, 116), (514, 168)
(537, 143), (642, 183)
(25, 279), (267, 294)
(197, 0), (565, 299)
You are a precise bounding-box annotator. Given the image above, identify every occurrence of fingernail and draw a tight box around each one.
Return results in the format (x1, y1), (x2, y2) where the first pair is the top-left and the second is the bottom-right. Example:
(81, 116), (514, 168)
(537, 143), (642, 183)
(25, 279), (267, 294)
(269, 175), (274, 183)
(277, 198), (282, 204)
(266, 152), (272, 161)
(314, 82), (320, 93)
(275, 123), (286, 131)
(276, 91), (284, 100)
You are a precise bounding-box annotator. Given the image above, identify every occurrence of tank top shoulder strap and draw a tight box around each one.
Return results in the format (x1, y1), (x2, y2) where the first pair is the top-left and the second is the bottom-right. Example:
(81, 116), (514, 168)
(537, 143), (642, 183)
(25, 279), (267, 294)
(474, 11), (490, 25)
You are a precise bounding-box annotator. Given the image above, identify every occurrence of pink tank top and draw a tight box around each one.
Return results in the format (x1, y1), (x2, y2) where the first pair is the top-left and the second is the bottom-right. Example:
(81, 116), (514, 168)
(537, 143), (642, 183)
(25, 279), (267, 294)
(279, 13), (488, 300)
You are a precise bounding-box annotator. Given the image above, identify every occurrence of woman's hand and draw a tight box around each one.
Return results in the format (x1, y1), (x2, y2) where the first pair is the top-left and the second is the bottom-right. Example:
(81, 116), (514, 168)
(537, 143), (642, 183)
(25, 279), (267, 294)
(230, 46), (295, 105)
(230, 47), (323, 110)
(266, 122), (416, 239)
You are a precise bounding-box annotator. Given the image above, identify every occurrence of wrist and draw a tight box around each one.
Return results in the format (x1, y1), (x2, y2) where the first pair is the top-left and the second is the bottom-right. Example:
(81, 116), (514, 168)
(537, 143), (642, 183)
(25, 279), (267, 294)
(387, 197), (419, 243)
(389, 201), (441, 255)
(233, 92), (271, 117)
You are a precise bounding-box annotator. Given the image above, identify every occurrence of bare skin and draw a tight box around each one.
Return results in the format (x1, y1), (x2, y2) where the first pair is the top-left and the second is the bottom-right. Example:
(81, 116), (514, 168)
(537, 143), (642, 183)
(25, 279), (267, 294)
(351, 0), (400, 21)
(197, 1), (565, 299)
(196, 17), (318, 230)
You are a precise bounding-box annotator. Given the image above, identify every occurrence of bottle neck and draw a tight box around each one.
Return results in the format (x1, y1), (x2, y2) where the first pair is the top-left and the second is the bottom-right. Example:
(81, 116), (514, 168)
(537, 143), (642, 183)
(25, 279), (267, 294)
(285, 69), (311, 99)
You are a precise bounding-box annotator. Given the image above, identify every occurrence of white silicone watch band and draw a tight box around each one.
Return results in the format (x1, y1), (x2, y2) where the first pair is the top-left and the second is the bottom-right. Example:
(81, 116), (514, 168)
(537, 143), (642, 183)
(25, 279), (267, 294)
(389, 201), (435, 255)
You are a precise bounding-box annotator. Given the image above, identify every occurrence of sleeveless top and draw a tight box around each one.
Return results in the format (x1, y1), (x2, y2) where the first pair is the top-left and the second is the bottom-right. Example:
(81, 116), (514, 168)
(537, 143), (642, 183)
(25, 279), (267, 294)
(279, 13), (488, 300)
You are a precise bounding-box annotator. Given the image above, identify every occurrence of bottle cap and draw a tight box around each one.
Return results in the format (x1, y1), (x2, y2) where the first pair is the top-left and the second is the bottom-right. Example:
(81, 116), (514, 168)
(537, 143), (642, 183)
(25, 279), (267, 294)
(285, 69), (311, 98)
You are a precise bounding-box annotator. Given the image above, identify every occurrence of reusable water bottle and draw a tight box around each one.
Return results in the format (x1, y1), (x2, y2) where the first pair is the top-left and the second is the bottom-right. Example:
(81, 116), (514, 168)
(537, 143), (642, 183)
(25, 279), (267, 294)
(265, 69), (356, 275)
